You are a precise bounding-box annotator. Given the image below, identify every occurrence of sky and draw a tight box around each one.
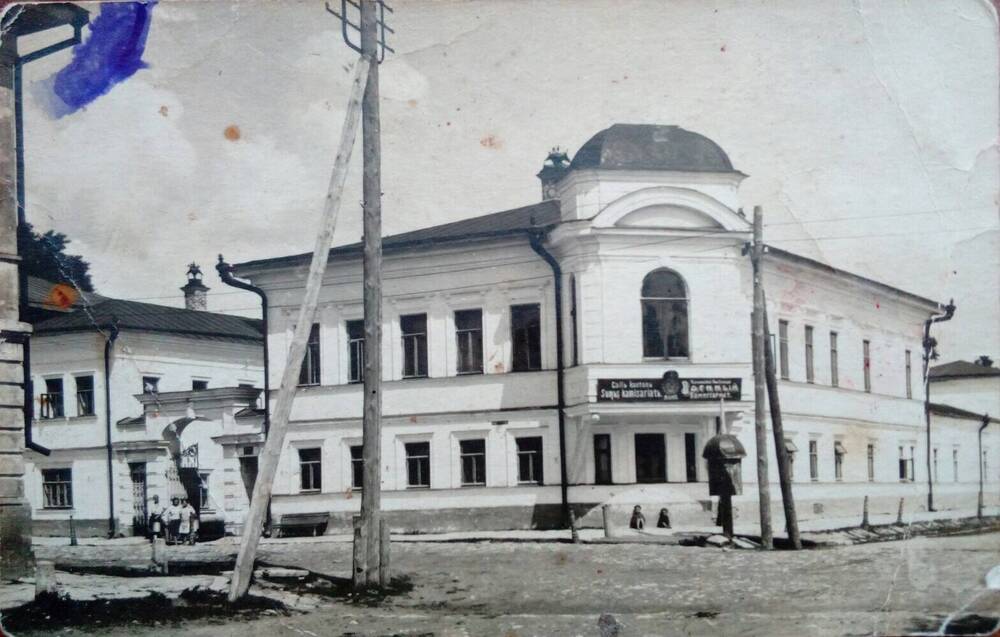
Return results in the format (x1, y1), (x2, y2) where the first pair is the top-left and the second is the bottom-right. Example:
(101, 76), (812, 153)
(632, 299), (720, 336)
(15, 0), (1000, 362)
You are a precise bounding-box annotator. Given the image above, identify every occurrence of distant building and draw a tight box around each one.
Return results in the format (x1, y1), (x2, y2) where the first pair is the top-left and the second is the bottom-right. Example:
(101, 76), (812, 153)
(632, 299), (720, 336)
(24, 267), (263, 536)
(215, 124), (997, 533)
(930, 359), (1000, 418)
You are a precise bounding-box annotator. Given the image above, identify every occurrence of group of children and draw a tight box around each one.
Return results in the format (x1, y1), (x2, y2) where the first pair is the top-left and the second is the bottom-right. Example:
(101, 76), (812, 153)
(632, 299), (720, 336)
(629, 505), (672, 530)
(147, 495), (200, 544)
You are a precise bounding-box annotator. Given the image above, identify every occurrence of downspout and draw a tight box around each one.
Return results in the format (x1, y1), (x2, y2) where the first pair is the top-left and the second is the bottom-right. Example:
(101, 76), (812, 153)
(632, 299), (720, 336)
(528, 230), (570, 528)
(923, 299), (955, 512)
(978, 414), (991, 519)
(104, 320), (119, 538)
(215, 255), (270, 435)
(216, 255), (272, 531)
(13, 18), (87, 456)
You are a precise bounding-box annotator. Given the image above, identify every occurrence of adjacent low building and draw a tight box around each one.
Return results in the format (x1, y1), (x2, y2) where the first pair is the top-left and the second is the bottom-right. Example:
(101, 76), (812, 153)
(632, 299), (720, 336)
(24, 266), (264, 536)
(219, 124), (998, 533)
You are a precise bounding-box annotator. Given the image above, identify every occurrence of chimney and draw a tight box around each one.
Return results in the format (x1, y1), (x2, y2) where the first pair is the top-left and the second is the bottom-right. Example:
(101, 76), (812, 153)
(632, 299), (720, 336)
(536, 147), (571, 200)
(180, 262), (209, 311)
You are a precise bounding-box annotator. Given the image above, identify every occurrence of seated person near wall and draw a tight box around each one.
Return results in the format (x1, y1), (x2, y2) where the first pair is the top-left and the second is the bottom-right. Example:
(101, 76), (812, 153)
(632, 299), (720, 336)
(629, 505), (646, 530)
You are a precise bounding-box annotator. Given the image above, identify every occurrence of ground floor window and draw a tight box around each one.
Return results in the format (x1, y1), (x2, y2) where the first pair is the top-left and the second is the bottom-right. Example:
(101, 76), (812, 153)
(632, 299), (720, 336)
(42, 468), (72, 508)
(867, 444), (875, 482)
(809, 440), (819, 481)
(298, 448), (322, 492)
(594, 434), (612, 485)
(932, 448), (939, 483)
(350, 445), (364, 490)
(834, 441), (846, 481)
(784, 438), (798, 480)
(635, 433), (666, 483)
(198, 472), (212, 511)
(953, 448), (959, 482)
(460, 439), (486, 486)
(899, 446), (914, 482)
(516, 437), (543, 484)
(406, 442), (431, 488)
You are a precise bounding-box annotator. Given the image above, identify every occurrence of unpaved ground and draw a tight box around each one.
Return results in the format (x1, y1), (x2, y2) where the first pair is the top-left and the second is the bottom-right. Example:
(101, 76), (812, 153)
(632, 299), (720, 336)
(9, 532), (1000, 636)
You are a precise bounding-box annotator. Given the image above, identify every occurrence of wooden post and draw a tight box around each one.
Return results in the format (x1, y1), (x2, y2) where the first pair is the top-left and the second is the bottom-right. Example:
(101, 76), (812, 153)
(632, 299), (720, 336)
(378, 517), (391, 588)
(228, 58), (370, 602)
(750, 206), (774, 549)
(602, 504), (613, 538)
(569, 509), (580, 543)
(861, 495), (870, 529)
(69, 514), (77, 547)
(762, 298), (801, 549)
(896, 497), (905, 525)
(352, 516), (367, 590)
(720, 495), (734, 539)
(358, 0), (386, 588)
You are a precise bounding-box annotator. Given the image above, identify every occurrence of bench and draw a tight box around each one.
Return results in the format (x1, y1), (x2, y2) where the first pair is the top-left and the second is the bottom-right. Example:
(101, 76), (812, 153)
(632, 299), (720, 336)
(271, 512), (330, 538)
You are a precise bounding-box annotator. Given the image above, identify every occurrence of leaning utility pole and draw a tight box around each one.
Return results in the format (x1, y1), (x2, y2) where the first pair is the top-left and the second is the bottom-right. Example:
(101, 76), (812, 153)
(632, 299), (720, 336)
(762, 296), (801, 549)
(358, 0), (386, 588)
(228, 58), (370, 601)
(750, 206), (774, 549)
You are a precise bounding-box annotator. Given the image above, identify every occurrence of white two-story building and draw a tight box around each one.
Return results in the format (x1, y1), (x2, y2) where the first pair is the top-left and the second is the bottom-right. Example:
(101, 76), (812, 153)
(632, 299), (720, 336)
(24, 267), (264, 536)
(223, 123), (997, 533)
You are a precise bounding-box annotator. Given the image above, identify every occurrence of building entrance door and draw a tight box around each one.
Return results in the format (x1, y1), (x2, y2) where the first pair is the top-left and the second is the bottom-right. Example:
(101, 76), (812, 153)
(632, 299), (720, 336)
(130, 462), (148, 536)
(635, 433), (666, 483)
(594, 434), (612, 484)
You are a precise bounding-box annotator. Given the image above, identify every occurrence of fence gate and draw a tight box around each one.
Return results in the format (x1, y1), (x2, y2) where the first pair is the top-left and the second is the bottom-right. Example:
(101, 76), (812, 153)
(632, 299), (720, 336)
(130, 462), (148, 536)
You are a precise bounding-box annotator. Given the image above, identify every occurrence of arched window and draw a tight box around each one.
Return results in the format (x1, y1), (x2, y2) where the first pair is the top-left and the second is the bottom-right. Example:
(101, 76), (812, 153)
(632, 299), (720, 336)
(641, 269), (689, 358)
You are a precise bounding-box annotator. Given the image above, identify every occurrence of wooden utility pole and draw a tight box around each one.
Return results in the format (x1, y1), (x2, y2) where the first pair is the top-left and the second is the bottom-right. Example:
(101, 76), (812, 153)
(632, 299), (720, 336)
(750, 206), (774, 549)
(762, 297), (801, 549)
(228, 58), (370, 601)
(357, 0), (386, 589)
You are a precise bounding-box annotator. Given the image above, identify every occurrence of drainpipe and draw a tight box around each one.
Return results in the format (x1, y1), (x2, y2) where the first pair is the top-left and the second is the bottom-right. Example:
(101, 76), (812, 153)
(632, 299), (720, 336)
(978, 414), (992, 519)
(216, 255), (271, 531)
(923, 299), (956, 512)
(215, 255), (270, 435)
(103, 319), (119, 538)
(528, 230), (570, 528)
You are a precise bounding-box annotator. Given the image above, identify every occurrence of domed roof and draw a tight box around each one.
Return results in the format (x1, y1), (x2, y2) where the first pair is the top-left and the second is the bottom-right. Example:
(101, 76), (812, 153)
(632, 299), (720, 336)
(569, 124), (737, 173)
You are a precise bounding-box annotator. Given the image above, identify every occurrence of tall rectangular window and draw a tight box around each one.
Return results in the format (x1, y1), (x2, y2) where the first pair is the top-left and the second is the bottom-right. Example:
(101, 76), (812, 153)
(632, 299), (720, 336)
(511, 304), (542, 372)
(905, 350), (912, 399)
(41, 378), (64, 419)
(953, 448), (959, 482)
(350, 445), (364, 490)
(685, 433), (698, 483)
(298, 448), (322, 492)
(830, 332), (839, 387)
(42, 468), (72, 508)
(785, 439), (797, 480)
(899, 446), (914, 481)
(142, 376), (159, 394)
(401, 314), (428, 378)
(867, 443), (875, 482)
(192, 379), (208, 391)
(863, 340), (872, 392)
(516, 436), (543, 484)
(778, 320), (790, 380)
(459, 439), (486, 486)
(346, 320), (365, 384)
(405, 441), (430, 488)
(75, 375), (94, 417)
(933, 447), (939, 483)
(910, 446), (916, 480)
(899, 446), (907, 481)
(455, 309), (483, 375)
(809, 440), (819, 481)
(299, 324), (321, 386)
(834, 441), (846, 481)
(804, 326), (815, 383)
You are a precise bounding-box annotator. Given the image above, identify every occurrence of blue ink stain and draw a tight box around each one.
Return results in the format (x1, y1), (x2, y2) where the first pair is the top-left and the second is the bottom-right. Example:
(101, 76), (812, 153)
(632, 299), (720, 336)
(38, 1), (157, 118)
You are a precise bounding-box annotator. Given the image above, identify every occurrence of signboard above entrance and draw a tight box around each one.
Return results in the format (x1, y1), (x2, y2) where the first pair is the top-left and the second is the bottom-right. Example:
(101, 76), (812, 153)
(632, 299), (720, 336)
(596, 372), (741, 402)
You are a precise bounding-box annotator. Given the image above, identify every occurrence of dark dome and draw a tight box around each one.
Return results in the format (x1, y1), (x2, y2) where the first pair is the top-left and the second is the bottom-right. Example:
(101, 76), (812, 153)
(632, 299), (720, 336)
(569, 124), (736, 173)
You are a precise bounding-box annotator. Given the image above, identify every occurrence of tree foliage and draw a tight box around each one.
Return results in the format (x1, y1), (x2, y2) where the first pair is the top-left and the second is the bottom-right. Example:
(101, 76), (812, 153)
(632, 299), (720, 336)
(17, 223), (95, 292)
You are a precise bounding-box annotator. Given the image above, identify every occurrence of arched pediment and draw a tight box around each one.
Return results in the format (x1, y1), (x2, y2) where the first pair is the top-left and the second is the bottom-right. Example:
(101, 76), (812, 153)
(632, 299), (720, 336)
(592, 186), (750, 231)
